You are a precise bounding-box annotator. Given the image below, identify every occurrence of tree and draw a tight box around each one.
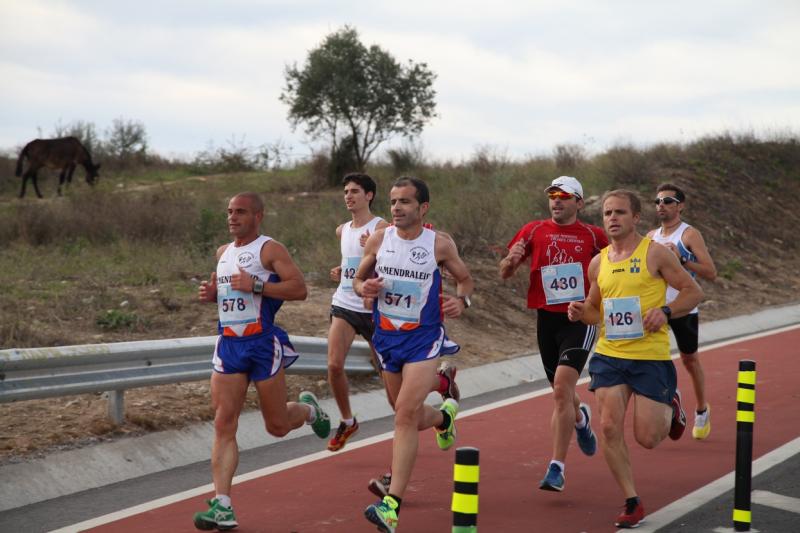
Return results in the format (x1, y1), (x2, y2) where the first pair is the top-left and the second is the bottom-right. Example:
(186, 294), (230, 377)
(281, 26), (437, 175)
(105, 117), (148, 166)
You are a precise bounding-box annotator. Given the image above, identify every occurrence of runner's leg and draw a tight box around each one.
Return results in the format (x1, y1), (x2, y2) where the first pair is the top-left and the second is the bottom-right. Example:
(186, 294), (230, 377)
(211, 371), (249, 496)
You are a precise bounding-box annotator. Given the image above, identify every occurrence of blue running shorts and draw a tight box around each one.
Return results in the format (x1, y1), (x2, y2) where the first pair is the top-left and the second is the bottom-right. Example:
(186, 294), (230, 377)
(372, 325), (457, 373)
(588, 352), (676, 406)
(212, 326), (299, 382)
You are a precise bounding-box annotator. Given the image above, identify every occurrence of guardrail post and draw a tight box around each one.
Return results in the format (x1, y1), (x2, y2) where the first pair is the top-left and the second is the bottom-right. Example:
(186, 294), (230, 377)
(107, 390), (125, 425)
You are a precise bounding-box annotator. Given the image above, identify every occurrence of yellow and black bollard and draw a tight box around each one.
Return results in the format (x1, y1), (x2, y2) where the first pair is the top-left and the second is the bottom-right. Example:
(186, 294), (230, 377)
(452, 446), (479, 533)
(733, 359), (756, 532)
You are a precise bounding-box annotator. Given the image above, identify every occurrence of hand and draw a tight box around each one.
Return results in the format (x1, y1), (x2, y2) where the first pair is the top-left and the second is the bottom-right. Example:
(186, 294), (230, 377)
(506, 240), (526, 265)
(360, 277), (384, 299)
(360, 229), (371, 247)
(567, 300), (584, 322)
(229, 266), (253, 292)
(665, 242), (681, 259)
(330, 265), (342, 282)
(441, 295), (465, 318)
(643, 307), (668, 333)
(199, 272), (217, 302)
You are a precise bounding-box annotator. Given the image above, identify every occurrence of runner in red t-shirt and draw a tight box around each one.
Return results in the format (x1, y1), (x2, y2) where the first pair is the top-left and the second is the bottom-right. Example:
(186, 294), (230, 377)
(499, 176), (608, 492)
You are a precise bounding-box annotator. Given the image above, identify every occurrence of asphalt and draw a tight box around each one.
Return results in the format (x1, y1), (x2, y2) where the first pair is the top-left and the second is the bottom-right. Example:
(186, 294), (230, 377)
(1, 302), (799, 519)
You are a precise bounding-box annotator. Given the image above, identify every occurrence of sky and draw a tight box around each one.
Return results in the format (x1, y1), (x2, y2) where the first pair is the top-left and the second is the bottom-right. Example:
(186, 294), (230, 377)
(1, 0), (799, 163)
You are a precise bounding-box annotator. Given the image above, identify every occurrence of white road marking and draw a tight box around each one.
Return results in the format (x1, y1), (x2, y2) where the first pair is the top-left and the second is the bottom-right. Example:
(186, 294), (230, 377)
(751, 489), (800, 514)
(618, 436), (800, 533)
(52, 325), (800, 533)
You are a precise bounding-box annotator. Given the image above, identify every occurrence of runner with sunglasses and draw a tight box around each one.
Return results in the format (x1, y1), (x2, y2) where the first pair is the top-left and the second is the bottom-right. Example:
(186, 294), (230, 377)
(647, 183), (717, 439)
(499, 176), (608, 492)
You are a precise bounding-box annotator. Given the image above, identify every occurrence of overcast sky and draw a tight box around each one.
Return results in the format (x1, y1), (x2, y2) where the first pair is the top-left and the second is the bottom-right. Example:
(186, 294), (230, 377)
(1, 1), (798, 162)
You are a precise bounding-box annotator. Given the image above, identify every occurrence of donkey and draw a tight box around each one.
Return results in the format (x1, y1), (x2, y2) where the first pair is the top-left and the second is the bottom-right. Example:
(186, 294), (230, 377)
(15, 137), (101, 198)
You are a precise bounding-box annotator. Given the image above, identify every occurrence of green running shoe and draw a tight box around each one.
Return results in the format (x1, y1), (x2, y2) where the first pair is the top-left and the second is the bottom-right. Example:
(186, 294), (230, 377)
(435, 398), (459, 450)
(299, 391), (331, 438)
(193, 498), (238, 531)
(364, 495), (399, 533)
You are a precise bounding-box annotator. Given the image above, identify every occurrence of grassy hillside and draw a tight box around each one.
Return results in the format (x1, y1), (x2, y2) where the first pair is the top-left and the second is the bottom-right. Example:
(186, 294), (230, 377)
(1, 132), (798, 349)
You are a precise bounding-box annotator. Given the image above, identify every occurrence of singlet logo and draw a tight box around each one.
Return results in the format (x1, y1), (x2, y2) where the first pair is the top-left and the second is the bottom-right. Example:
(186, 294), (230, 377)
(629, 258), (641, 273)
(409, 246), (430, 265)
(237, 251), (255, 267)
(546, 238), (575, 265)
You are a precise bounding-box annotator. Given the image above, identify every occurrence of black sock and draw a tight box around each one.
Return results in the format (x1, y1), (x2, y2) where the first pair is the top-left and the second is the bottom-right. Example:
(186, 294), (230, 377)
(387, 494), (402, 513)
(696, 407), (707, 415)
(625, 496), (640, 510)
(436, 409), (452, 431)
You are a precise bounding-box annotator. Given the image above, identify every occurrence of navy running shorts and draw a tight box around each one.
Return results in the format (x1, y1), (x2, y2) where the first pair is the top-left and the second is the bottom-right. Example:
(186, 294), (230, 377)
(212, 327), (298, 382)
(372, 325), (450, 373)
(588, 352), (677, 406)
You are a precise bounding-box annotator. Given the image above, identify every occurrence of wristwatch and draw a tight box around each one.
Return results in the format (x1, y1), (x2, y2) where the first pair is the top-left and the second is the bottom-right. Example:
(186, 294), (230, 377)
(661, 305), (672, 319)
(679, 255), (688, 266)
(459, 295), (471, 309)
(252, 279), (264, 294)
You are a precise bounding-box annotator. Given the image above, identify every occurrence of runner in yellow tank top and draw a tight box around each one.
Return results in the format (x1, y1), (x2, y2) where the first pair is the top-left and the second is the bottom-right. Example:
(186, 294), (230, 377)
(567, 190), (703, 529)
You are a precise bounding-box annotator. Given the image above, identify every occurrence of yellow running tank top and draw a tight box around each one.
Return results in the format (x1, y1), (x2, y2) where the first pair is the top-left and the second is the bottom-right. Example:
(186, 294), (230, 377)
(594, 237), (670, 360)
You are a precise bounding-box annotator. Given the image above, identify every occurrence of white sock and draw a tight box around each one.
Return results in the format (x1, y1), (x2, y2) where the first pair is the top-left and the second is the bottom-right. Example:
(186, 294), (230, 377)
(550, 460), (565, 474)
(343, 418), (355, 426)
(306, 405), (317, 424)
(215, 494), (232, 509)
(575, 408), (587, 429)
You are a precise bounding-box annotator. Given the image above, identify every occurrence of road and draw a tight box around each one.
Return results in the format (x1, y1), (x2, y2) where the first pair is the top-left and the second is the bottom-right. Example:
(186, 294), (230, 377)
(4, 326), (799, 532)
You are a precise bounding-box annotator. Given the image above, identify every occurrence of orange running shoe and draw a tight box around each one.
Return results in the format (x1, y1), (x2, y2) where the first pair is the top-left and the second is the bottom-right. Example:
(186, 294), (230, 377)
(327, 418), (359, 451)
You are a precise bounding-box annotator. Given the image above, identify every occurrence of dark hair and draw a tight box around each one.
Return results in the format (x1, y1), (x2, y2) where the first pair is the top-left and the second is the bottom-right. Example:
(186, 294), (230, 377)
(601, 189), (642, 215)
(342, 173), (377, 207)
(392, 176), (430, 204)
(656, 182), (686, 203)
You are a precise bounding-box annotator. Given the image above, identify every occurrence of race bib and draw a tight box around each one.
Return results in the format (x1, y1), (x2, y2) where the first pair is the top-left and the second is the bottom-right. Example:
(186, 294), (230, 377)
(604, 296), (644, 340)
(217, 284), (258, 326)
(541, 262), (585, 304)
(378, 278), (423, 322)
(340, 256), (360, 292)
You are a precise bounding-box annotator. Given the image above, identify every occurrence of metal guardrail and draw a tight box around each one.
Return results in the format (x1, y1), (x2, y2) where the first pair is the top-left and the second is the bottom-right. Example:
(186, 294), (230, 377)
(0, 335), (376, 423)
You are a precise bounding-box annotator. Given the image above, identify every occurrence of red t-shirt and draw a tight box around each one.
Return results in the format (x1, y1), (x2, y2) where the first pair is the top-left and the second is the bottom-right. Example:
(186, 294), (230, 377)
(507, 219), (608, 312)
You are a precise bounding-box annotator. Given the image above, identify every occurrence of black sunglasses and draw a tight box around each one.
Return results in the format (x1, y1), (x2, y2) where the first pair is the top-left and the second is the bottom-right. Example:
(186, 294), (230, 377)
(654, 196), (680, 206)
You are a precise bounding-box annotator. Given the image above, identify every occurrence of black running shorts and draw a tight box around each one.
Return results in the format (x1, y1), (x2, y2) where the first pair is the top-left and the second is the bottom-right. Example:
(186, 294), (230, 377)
(536, 309), (597, 384)
(668, 313), (699, 355)
(330, 305), (375, 341)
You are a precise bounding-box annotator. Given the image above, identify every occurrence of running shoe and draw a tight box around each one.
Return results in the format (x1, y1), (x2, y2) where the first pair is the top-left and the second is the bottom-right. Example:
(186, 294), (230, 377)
(435, 398), (459, 450)
(539, 462), (565, 492)
(692, 404), (711, 440)
(437, 360), (461, 402)
(368, 472), (392, 498)
(193, 498), (238, 531)
(669, 389), (687, 441)
(327, 418), (359, 451)
(575, 402), (597, 456)
(614, 499), (645, 528)
(298, 391), (331, 439)
(364, 495), (399, 533)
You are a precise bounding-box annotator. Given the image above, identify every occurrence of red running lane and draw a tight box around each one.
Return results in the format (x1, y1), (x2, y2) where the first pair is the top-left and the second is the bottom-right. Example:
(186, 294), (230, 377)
(87, 327), (800, 532)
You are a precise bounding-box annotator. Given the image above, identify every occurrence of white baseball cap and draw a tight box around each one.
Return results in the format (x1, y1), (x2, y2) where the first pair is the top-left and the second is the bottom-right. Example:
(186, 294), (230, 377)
(544, 176), (583, 199)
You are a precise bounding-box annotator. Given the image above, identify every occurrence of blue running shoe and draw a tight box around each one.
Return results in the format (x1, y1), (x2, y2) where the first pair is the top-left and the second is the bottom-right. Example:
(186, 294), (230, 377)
(539, 462), (565, 492)
(575, 402), (597, 456)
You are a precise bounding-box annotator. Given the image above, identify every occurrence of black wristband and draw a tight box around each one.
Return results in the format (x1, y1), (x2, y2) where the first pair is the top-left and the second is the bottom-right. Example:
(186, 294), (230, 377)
(252, 279), (264, 294)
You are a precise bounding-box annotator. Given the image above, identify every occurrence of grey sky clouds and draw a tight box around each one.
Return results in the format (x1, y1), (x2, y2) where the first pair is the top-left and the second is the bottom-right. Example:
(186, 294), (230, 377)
(1, 1), (798, 161)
